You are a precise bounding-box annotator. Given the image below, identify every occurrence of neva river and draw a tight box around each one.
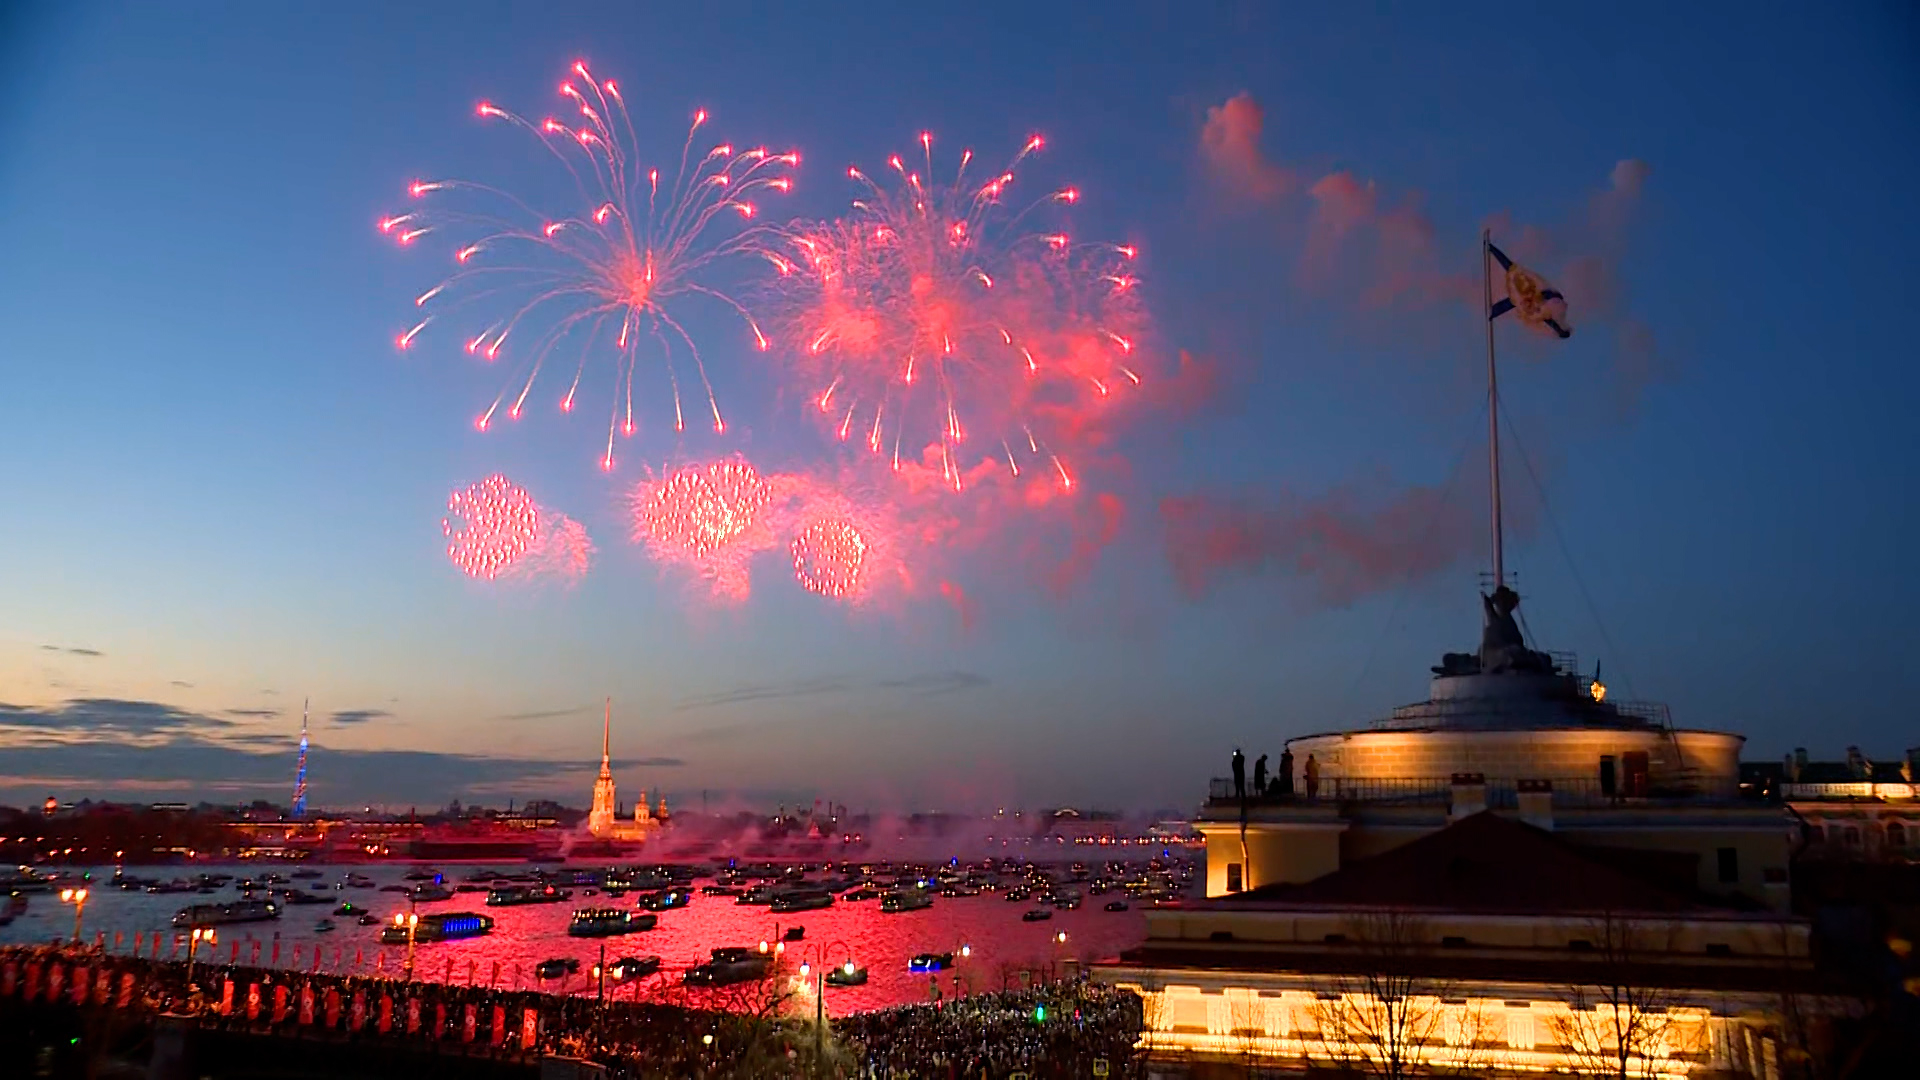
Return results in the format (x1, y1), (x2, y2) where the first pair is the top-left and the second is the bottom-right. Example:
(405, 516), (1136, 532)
(0, 861), (1163, 1014)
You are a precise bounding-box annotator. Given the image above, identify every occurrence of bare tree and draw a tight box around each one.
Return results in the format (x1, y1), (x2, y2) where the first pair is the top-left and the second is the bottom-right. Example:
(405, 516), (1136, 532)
(1547, 912), (1680, 1080)
(1227, 989), (1269, 1077)
(1307, 910), (1454, 1079)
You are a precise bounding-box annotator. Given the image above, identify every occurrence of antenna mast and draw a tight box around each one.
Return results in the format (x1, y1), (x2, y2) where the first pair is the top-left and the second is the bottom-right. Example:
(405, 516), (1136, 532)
(1482, 227), (1506, 589)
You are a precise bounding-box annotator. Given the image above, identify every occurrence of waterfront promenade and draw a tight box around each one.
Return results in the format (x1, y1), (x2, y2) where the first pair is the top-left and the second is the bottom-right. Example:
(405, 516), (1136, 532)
(0, 942), (1145, 1078)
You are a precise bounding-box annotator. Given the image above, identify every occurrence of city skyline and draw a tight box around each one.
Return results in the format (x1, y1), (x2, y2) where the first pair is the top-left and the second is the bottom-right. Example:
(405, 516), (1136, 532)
(2, 3), (1916, 810)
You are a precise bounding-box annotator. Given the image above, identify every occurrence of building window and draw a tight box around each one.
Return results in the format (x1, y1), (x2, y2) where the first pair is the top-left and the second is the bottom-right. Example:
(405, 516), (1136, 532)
(1844, 826), (1862, 848)
(1886, 821), (1906, 849)
(1717, 847), (1739, 884)
(1226, 863), (1242, 893)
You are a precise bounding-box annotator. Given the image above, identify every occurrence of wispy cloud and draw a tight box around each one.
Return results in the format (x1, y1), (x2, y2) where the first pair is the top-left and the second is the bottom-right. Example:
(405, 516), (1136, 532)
(0, 698), (233, 738)
(39, 645), (104, 658)
(616, 757), (686, 768)
(225, 707), (283, 719)
(494, 703), (599, 723)
(170, 681), (194, 689)
(673, 671), (988, 713)
(329, 709), (391, 726)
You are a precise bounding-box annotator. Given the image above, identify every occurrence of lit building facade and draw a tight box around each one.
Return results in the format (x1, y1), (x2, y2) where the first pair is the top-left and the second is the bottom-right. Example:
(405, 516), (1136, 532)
(585, 701), (665, 843)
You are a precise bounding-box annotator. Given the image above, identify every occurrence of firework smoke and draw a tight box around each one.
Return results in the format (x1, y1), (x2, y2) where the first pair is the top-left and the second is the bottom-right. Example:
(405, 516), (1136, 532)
(776, 132), (1146, 493)
(384, 61), (798, 470)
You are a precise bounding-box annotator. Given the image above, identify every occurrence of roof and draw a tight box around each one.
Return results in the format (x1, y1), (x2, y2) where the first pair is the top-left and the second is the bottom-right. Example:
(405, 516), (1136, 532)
(1218, 811), (1728, 916)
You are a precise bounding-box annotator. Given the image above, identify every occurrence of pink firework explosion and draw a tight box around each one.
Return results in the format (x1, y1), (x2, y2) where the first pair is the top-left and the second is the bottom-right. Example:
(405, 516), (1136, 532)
(385, 61), (798, 471)
(443, 474), (542, 580)
(791, 517), (869, 600)
(629, 458), (776, 599)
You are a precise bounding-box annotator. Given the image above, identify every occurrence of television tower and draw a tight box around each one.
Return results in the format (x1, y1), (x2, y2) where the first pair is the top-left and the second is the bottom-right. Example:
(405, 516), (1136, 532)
(291, 697), (309, 819)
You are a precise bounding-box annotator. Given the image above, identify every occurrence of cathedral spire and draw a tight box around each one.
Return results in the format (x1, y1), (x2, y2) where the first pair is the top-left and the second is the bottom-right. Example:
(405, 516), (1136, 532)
(601, 697), (611, 770)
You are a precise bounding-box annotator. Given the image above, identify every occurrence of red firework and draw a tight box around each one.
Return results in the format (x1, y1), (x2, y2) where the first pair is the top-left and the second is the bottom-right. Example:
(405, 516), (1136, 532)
(629, 459), (775, 599)
(791, 517), (869, 600)
(384, 61), (798, 470)
(777, 132), (1145, 492)
(443, 474), (542, 580)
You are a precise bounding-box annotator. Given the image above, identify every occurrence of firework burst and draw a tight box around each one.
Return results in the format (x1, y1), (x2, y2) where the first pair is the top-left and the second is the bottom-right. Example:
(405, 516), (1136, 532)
(443, 473), (591, 584)
(776, 132), (1145, 492)
(628, 458), (776, 599)
(385, 61), (799, 470)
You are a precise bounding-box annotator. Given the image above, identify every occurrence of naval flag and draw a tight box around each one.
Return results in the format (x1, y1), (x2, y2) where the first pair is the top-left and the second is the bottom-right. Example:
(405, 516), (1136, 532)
(1487, 243), (1571, 339)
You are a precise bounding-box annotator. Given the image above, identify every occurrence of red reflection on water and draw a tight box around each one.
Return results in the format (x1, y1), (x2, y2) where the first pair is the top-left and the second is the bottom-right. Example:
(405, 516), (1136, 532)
(6, 865), (1147, 1014)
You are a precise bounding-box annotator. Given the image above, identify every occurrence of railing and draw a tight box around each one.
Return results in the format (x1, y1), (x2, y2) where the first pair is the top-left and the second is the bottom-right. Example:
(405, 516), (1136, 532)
(1205, 774), (1684, 808)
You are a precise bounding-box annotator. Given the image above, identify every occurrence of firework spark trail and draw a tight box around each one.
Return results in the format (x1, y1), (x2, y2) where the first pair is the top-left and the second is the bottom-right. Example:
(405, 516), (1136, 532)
(385, 61), (799, 471)
(442, 474), (592, 584)
(776, 132), (1146, 493)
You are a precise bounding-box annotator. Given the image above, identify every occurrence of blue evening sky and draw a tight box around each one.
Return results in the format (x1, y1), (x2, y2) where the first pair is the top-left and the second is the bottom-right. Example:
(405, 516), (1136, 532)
(1, 2), (1914, 810)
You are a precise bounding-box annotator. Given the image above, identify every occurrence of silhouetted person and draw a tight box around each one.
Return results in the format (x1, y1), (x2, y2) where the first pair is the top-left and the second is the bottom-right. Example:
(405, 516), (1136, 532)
(1253, 754), (1268, 796)
(1278, 749), (1294, 795)
(1230, 749), (1246, 800)
(1304, 754), (1320, 799)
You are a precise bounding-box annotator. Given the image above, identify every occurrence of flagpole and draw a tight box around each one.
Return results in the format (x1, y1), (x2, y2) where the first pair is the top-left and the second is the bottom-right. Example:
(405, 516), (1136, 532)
(1482, 227), (1505, 590)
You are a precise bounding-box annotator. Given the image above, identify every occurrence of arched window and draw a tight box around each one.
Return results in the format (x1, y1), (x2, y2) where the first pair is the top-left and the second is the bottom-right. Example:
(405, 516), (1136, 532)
(1887, 821), (1907, 850)
(1844, 826), (1862, 848)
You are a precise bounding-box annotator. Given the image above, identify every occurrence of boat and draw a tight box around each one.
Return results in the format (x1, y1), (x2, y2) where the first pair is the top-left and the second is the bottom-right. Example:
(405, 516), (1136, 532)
(1104, 900), (1130, 912)
(408, 884), (455, 902)
(172, 899), (281, 928)
(486, 883), (572, 906)
(607, 955), (661, 982)
(380, 912), (493, 944)
(1022, 908), (1054, 922)
(683, 947), (772, 987)
(343, 874), (376, 889)
(357, 913), (380, 926)
(842, 888), (878, 902)
(333, 902), (367, 917)
(700, 885), (741, 897)
(879, 890), (934, 914)
(455, 884), (489, 894)
(909, 952), (954, 972)
(290, 869), (323, 880)
(635, 888), (692, 912)
(402, 868), (441, 881)
(314, 918), (335, 932)
(567, 909), (657, 937)
(782, 926), (805, 942)
(770, 889), (834, 914)
(534, 958), (581, 980)
(824, 963), (869, 987)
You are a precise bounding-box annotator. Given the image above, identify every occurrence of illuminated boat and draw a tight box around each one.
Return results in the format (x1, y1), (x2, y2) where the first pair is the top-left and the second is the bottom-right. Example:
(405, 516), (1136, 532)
(486, 883), (572, 906)
(635, 888), (692, 911)
(171, 899), (280, 928)
(825, 962), (868, 987)
(684, 947), (773, 986)
(908, 952), (954, 972)
(381, 911), (493, 943)
(567, 908), (657, 937)
(770, 889), (834, 914)
(879, 890), (934, 913)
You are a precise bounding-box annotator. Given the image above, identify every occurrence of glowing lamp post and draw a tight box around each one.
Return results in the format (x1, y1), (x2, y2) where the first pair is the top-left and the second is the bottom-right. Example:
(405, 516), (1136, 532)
(185, 927), (216, 988)
(393, 913), (420, 980)
(58, 887), (88, 944)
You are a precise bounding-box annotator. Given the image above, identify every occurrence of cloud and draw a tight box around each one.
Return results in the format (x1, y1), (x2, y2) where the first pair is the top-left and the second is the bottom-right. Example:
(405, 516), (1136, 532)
(1199, 91), (1292, 200)
(673, 671), (989, 713)
(328, 709), (391, 726)
(0, 698), (234, 738)
(616, 757), (686, 768)
(224, 707), (283, 719)
(494, 703), (600, 723)
(170, 681), (194, 689)
(39, 645), (103, 658)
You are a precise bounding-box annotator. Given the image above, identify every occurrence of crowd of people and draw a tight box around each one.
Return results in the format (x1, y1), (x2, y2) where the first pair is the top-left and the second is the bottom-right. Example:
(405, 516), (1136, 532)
(0, 942), (1146, 1077)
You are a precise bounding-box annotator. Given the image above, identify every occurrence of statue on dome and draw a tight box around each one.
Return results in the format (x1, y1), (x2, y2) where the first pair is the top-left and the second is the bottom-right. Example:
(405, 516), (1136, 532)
(1478, 586), (1555, 674)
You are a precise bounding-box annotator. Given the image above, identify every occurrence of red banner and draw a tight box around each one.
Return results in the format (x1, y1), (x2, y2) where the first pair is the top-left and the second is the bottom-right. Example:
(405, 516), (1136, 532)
(247, 983), (261, 1021)
(434, 1002), (446, 1039)
(47, 964), (64, 1003)
(71, 966), (89, 1006)
(2, 960), (16, 998)
(462, 1003), (477, 1043)
(324, 987), (340, 1028)
(92, 968), (110, 1006)
(273, 984), (290, 1023)
(113, 932), (123, 952)
(491, 1004), (506, 1046)
(219, 978), (233, 1016)
(407, 998), (421, 1035)
(350, 991), (365, 1032)
(228, 941), (238, 964)
(299, 985), (315, 1025)
(117, 972), (135, 1009)
(521, 1007), (539, 1051)
(24, 962), (40, 1002)
(271, 937), (280, 966)
(250, 941), (261, 966)
(378, 994), (392, 1034)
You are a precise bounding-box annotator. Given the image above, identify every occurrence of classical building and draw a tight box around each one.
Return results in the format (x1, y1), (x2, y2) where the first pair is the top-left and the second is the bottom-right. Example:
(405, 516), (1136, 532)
(1102, 813), (1825, 1079)
(1193, 589), (1793, 912)
(585, 701), (665, 843)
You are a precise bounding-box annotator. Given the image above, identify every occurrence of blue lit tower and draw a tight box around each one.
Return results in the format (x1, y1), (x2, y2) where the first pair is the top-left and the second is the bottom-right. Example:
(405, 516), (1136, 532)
(291, 697), (309, 819)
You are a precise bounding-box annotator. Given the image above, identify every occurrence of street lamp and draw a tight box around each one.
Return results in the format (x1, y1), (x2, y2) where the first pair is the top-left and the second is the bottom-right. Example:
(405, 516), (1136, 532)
(58, 887), (88, 944)
(185, 927), (216, 988)
(393, 913), (419, 980)
(794, 939), (853, 1060)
